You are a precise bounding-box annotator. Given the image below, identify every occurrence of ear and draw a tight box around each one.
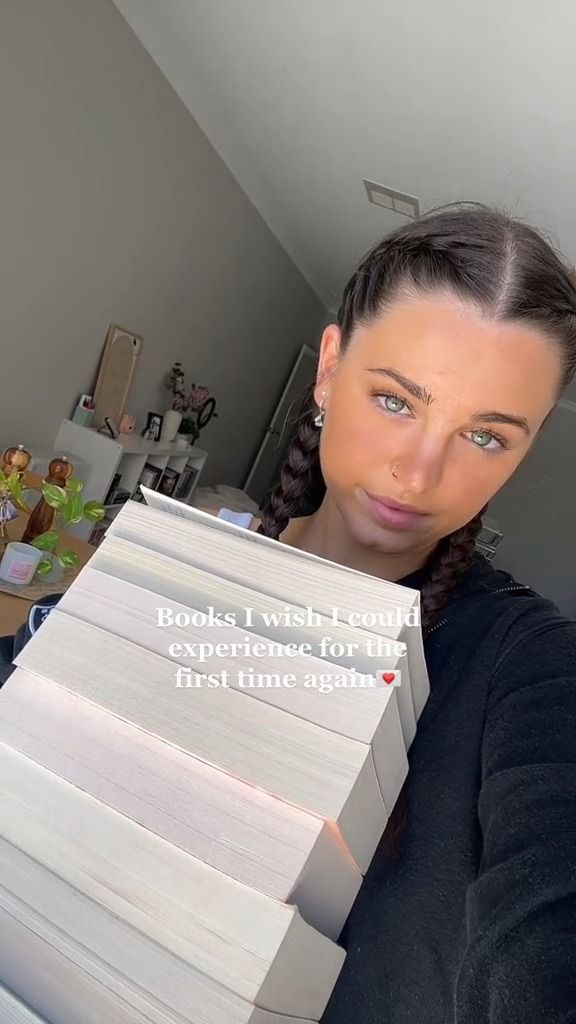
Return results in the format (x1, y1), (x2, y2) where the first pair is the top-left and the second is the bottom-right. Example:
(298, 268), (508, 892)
(314, 324), (341, 406)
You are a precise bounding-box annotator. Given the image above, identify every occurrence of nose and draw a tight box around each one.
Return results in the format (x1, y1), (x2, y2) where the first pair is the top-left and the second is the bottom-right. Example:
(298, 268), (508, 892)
(393, 437), (448, 495)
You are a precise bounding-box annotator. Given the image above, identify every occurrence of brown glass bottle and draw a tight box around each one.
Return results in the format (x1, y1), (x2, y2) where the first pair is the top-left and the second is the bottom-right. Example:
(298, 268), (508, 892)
(21, 456), (74, 545)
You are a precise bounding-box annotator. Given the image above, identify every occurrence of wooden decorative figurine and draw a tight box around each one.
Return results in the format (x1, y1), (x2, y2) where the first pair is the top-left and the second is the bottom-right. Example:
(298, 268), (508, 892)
(0, 444), (32, 548)
(21, 456), (74, 545)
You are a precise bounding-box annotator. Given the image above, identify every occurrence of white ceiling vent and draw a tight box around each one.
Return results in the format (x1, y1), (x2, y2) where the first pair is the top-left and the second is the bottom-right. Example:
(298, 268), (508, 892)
(363, 180), (420, 219)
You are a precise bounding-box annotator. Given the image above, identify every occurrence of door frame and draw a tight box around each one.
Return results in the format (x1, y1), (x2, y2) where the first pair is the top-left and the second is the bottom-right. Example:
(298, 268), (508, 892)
(243, 343), (318, 498)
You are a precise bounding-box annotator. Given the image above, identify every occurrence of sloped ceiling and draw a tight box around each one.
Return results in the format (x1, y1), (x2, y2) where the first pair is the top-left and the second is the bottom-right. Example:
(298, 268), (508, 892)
(114, 0), (576, 400)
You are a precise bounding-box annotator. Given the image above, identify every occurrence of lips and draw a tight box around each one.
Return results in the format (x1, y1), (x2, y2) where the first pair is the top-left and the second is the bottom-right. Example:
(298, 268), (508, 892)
(366, 492), (428, 516)
(365, 492), (429, 529)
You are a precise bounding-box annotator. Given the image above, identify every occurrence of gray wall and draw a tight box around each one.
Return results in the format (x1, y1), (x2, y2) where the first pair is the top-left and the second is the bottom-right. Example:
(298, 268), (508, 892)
(489, 402), (576, 619)
(0, 0), (325, 486)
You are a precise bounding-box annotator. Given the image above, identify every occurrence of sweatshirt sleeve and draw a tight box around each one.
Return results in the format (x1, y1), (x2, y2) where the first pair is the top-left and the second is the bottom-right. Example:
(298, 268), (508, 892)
(455, 601), (576, 1022)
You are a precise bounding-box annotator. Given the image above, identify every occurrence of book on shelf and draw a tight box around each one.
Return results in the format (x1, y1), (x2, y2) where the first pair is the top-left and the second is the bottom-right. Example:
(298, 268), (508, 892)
(0, 486), (429, 1023)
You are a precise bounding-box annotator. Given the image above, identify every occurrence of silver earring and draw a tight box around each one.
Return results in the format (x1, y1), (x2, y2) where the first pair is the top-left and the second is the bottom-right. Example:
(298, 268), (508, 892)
(314, 393), (326, 428)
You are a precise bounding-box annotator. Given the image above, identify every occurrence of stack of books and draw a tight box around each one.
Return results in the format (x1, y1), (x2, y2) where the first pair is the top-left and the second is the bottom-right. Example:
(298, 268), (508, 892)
(0, 982), (47, 1024)
(0, 487), (429, 1023)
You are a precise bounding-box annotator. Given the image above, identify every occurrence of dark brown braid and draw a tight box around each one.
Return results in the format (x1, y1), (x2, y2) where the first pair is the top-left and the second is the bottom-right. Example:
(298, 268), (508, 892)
(257, 396), (324, 541)
(418, 503), (488, 635)
(257, 203), (576, 859)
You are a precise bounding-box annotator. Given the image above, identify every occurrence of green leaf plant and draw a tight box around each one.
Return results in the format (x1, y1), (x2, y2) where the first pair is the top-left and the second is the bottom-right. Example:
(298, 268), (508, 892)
(0, 472), (106, 577)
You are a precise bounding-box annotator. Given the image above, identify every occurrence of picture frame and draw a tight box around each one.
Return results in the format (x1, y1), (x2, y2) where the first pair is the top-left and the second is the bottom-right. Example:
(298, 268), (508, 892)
(141, 412), (164, 442)
(158, 467), (181, 497)
(134, 462), (163, 500)
(174, 465), (198, 501)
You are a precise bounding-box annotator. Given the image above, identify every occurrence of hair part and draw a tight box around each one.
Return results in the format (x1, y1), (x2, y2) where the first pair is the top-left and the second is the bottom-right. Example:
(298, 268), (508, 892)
(338, 203), (576, 396)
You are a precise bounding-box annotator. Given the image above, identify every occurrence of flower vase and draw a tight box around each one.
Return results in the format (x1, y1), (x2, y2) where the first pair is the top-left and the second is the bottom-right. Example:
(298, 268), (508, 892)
(161, 410), (182, 443)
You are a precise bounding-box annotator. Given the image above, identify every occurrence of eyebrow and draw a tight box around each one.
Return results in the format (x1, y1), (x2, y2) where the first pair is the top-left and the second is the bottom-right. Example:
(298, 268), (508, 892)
(366, 366), (532, 436)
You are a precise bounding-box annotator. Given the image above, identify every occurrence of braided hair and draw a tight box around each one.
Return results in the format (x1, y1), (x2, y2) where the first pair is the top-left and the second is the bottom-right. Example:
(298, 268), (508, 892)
(257, 203), (576, 856)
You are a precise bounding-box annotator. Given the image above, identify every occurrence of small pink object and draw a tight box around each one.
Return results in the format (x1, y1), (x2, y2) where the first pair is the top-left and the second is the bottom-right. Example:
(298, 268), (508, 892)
(119, 414), (136, 434)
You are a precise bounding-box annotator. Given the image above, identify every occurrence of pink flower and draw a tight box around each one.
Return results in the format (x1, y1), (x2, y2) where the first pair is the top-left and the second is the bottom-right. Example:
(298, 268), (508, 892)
(189, 385), (210, 411)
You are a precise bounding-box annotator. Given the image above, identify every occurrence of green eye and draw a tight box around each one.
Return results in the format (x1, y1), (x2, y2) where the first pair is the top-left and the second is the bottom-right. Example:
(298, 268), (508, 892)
(385, 395), (406, 412)
(372, 391), (411, 415)
(469, 429), (509, 452)
(371, 389), (510, 452)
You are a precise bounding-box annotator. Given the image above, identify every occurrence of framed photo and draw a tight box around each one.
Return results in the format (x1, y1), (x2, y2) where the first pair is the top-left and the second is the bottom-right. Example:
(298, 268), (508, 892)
(174, 465), (198, 501)
(142, 412), (164, 442)
(135, 462), (163, 499)
(158, 467), (180, 497)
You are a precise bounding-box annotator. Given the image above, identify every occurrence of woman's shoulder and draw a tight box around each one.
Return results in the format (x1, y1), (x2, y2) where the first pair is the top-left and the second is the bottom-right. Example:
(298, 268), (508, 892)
(455, 550), (564, 615)
(462, 554), (576, 686)
(436, 551), (575, 672)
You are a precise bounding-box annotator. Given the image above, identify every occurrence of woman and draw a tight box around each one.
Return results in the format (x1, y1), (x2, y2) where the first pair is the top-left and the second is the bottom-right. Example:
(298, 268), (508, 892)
(255, 205), (576, 1022)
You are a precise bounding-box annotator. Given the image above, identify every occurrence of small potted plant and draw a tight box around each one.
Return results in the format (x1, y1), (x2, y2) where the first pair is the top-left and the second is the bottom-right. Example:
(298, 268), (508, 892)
(164, 362), (217, 447)
(11, 476), (106, 583)
(178, 384), (216, 444)
(177, 415), (199, 446)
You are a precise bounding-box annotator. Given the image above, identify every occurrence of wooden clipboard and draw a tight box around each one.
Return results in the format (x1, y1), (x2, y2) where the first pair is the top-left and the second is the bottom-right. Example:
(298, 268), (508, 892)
(92, 324), (142, 429)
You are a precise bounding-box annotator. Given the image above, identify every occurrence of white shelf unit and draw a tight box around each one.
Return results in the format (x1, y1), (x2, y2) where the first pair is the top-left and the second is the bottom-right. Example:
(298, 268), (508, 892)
(53, 419), (208, 544)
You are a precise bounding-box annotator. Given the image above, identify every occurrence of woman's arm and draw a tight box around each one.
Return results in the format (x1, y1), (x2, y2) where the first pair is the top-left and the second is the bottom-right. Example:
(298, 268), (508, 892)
(455, 600), (576, 1021)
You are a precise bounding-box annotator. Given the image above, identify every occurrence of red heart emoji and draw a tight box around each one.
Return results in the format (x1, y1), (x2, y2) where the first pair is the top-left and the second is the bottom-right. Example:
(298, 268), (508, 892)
(382, 672), (395, 685)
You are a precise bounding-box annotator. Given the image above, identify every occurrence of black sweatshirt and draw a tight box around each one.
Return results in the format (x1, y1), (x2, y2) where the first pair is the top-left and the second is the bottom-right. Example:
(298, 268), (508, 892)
(321, 550), (576, 1023)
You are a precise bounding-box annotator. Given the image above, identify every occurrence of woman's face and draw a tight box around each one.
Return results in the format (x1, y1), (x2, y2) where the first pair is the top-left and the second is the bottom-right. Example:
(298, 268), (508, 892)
(314, 294), (562, 555)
